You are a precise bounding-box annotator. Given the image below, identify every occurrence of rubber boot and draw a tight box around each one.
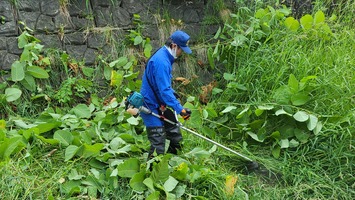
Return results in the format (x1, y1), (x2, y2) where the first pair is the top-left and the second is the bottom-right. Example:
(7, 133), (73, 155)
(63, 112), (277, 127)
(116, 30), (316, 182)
(147, 126), (166, 158)
(166, 126), (182, 154)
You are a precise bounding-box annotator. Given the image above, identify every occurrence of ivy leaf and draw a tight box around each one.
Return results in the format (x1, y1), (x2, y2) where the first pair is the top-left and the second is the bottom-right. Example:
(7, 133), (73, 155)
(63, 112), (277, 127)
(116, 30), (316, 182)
(11, 61), (25, 81)
(27, 66), (49, 79)
(117, 158), (140, 178)
(293, 111), (309, 122)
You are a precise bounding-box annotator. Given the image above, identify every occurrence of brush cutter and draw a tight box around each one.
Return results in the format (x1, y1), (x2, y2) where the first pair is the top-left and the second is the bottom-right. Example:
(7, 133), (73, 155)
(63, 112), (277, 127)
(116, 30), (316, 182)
(126, 92), (260, 170)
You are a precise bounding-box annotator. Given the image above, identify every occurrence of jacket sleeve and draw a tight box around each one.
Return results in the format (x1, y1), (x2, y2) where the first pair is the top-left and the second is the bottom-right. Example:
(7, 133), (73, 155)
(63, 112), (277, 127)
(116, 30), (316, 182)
(154, 62), (184, 114)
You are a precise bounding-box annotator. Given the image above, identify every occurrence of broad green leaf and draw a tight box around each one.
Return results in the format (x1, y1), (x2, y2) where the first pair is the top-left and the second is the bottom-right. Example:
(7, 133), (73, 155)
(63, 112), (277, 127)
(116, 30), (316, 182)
(143, 177), (155, 191)
(109, 57), (128, 68)
(104, 65), (112, 80)
(18, 31), (29, 48)
(0, 137), (25, 159)
(300, 14), (313, 30)
(207, 47), (215, 70)
(134, 35), (143, 45)
(5, 88), (22, 102)
(294, 129), (309, 143)
(275, 109), (292, 116)
(270, 131), (280, 140)
(213, 26), (221, 39)
(221, 106), (236, 113)
(11, 61), (25, 81)
(247, 131), (264, 142)
(284, 17), (300, 32)
(127, 116), (139, 125)
(65, 145), (80, 161)
(280, 139), (289, 149)
(313, 122), (322, 135)
(117, 158), (140, 178)
(172, 162), (189, 181)
(293, 111), (309, 122)
(164, 176), (179, 192)
(110, 70), (124, 87)
(291, 93), (309, 106)
(151, 156), (170, 183)
(82, 67), (95, 77)
(314, 10), (325, 24)
(144, 43), (152, 58)
(110, 168), (118, 177)
(35, 134), (59, 145)
(307, 114), (318, 131)
(288, 74), (299, 93)
(109, 137), (126, 150)
(289, 139), (299, 148)
(184, 147), (211, 159)
(54, 130), (73, 146)
(257, 105), (274, 110)
(273, 85), (291, 104)
(83, 143), (104, 158)
(255, 109), (264, 116)
(27, 66), (49, 79)
(237, 106), (249, 119)
(0, 120), (5, 129)
(20, 74), (36, 91)
(223, 73), (235, 81)
(72, 104), (91, 118)
(34, 122), (61, 134)
(68, 169), (85, 180)
(146, 191), (160, 200)
(272, 146), (280, 158)
(130, 171), (147, 192)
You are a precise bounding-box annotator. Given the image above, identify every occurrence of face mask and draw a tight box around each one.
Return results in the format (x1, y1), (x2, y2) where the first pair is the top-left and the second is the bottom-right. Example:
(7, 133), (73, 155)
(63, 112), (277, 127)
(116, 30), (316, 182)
(171, 46), (178, 59)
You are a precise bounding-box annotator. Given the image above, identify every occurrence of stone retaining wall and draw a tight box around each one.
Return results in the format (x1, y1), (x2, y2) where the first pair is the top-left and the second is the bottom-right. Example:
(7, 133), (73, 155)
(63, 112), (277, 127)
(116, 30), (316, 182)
(0, 0), (217, 71)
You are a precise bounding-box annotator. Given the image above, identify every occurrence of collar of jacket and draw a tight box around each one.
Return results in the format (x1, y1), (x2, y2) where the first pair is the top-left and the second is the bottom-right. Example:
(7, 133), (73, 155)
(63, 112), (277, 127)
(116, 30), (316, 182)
(163, 46), (175, 65)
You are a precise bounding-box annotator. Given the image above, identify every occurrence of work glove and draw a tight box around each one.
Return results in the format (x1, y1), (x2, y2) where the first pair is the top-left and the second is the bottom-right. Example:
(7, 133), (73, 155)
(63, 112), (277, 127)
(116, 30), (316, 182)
(180, 108), (191, 120)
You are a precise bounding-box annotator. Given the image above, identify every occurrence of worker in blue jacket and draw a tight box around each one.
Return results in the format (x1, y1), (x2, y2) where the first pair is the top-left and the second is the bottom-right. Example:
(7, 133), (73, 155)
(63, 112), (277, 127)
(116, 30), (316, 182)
(140, 30), (192, 158)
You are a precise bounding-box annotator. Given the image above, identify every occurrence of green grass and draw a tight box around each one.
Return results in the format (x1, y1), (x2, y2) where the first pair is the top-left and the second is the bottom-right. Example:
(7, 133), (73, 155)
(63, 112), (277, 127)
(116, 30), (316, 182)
(1, 1), (354, 199)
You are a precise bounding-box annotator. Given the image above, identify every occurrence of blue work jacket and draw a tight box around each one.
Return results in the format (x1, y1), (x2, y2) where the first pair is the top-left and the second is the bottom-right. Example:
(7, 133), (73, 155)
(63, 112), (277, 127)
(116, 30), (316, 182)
(140, 46), (183, 127)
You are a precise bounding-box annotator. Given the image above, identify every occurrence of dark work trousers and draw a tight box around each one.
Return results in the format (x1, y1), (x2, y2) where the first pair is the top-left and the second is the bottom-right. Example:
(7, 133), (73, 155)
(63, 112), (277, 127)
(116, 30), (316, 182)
(147, 109), (182, 157)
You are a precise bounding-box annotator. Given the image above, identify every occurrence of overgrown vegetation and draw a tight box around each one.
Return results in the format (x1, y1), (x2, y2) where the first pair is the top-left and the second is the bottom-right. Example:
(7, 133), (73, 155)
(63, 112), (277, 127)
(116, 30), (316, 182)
(0, 0), (354, 199)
